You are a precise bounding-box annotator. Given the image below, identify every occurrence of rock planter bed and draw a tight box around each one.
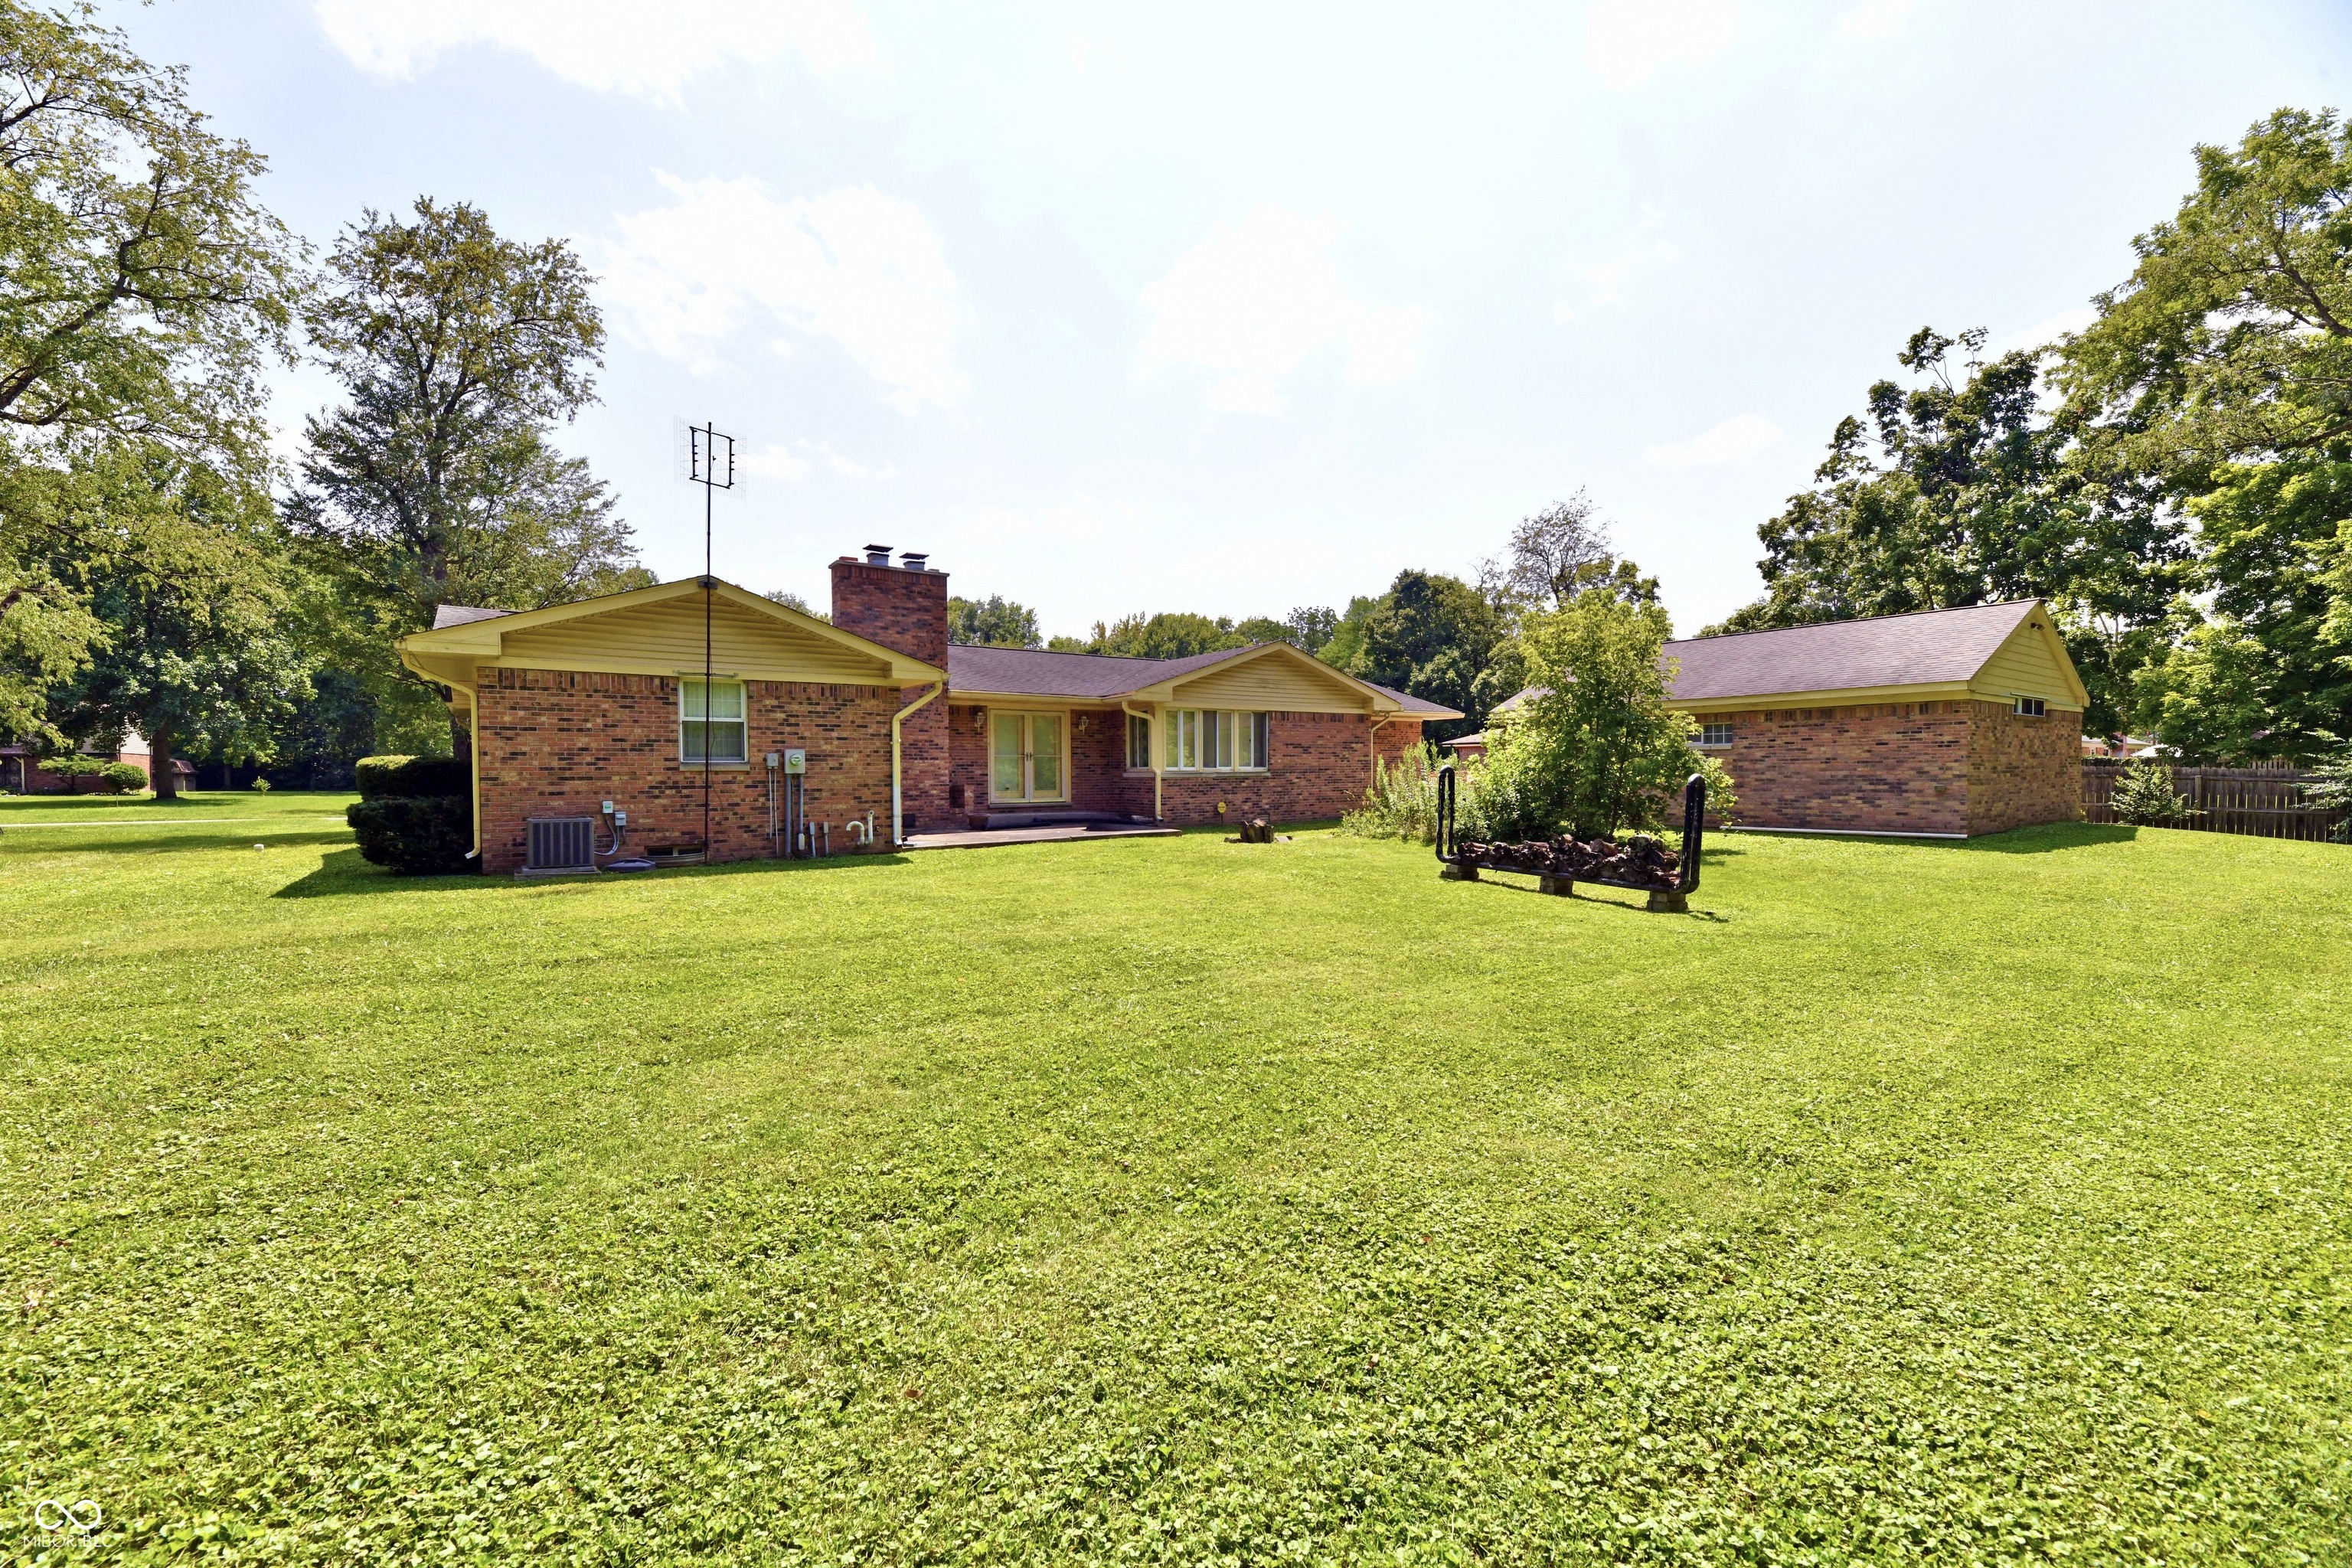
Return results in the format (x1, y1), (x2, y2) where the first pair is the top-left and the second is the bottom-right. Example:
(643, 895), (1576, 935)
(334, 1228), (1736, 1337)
(1435, 768), (1707, 912)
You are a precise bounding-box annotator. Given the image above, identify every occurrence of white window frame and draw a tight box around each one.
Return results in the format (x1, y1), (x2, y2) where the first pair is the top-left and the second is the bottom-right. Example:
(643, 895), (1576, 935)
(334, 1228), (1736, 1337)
(1126, 712), (1152, 770)
(679, 678), (748, 764)
(1695, 721), (1733, 748)
(2012, 697), (2047, 718)
(1163, 709), (1269, 773)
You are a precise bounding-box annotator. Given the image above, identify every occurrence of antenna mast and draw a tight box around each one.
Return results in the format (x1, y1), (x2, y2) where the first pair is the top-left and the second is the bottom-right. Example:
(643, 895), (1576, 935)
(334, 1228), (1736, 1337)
(685, 420), (737, 862)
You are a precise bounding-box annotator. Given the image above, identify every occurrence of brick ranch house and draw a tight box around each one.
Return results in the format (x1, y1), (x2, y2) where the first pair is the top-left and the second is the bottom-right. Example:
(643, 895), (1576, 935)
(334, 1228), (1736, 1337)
(1455, 600), (2086, 838)
(396, 546), (1455, 874)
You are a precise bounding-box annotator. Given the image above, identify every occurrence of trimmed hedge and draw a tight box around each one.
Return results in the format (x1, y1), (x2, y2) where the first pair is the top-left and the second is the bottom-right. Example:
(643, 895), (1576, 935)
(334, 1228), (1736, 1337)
(347, 797), (472, 875)
(355, 754), (468, 802)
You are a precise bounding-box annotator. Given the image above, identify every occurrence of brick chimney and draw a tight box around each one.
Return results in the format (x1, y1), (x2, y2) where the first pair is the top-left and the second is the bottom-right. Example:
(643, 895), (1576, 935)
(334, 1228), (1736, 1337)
(829, 545), (948, 668)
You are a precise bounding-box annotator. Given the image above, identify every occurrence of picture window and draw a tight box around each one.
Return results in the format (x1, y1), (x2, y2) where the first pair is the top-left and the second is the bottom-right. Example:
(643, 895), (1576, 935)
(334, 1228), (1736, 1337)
(1165, 710), (1269, 771)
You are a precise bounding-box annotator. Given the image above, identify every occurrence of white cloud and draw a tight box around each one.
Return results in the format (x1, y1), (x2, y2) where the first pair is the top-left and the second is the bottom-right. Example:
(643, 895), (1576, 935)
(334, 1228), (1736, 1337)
(1643, 412), (1782, 467)
(1065, 34), (1129, 75)
(1582, 0), (1740, 90)
(1583, 240), (1682, 306)
(954, 498), (1116, 547)
(738, 440), (887, 482)
(1837, 0), (1914, 38)
(600, 175), (965, 413)
(1137, 204), (1430, 416)
(312, 0), (874, 103)
(1991, 305), (2097, 356)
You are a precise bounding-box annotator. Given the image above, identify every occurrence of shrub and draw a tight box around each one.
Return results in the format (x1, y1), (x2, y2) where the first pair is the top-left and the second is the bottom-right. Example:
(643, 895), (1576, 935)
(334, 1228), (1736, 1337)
(98, 763), (148, 794)
(2305, 745), (2351, 844)
(1342, 744), (1446, 843)
(1500, 593), (1705, 838)
(2111, 760), (2197, 826)
(347, 796), (472, 874)
(250, 776), (271, 792)
(355, 754), (467, 802)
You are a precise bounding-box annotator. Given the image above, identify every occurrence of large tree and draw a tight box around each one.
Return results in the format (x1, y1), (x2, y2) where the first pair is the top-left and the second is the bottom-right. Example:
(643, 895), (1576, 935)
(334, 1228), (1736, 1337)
(289, 199), (649, 755)
(1496, 493), (1658, 614)
(47, 445), (309, 796)
(0, 0), (297, 737)
(1338, 570), (1501, 741)
(1715, 328), (2186, 733)
(2057, 109), (2352, 759)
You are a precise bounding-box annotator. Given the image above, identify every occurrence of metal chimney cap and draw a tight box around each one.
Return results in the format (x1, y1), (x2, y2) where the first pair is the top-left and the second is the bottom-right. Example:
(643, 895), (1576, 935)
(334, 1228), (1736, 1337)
(898, 551), (929, 570)
(863, 543), (892, 565)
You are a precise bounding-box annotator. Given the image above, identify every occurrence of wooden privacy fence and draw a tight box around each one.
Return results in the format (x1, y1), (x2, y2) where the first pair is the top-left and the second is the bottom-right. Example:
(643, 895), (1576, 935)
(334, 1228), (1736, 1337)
(2082, 763), (2347, 842)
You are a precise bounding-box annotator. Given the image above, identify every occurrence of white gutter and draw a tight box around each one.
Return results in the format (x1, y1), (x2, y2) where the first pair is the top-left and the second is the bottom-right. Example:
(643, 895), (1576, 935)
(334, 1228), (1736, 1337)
(891, 681), (944, 845)
(1121, 701), (1161, 820)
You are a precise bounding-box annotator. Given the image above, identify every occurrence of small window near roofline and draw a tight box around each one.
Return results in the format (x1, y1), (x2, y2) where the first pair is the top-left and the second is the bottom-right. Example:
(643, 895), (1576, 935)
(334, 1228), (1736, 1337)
(2013, 697), (2047, 718)
(1695, 722), (1733, 747)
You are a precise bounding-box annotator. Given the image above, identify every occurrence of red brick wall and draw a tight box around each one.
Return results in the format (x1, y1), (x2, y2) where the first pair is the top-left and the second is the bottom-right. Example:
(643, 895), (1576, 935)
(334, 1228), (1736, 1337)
(1151, 713), (1420, 825)
(937, 705), (1421, 825)
(472, 667), (900, 873)
(828, 558), (948, 667)
(1691, 703), (1971, 835)
(1966, 700), (2082, 834)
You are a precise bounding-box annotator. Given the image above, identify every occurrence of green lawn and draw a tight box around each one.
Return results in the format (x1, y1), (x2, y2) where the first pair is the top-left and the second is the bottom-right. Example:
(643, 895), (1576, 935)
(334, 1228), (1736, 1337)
(2, 792), (2345, 1563)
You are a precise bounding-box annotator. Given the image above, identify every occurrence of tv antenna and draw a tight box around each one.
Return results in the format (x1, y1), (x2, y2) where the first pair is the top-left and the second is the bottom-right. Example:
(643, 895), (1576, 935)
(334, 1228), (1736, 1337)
(683, 420), (736, 862)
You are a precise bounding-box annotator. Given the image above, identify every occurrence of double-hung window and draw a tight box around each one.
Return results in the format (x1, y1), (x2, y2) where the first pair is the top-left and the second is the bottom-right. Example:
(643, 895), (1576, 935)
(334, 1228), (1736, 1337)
(680, 678), (747, 763)
(1696, 721), (1733, 747)
(1165, 709), (1269, 771)
(1127, 712), (1152, 769)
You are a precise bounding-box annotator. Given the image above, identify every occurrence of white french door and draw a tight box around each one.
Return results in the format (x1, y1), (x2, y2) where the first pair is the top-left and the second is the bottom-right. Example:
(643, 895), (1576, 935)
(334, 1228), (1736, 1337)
(989, 710), (1066, 802)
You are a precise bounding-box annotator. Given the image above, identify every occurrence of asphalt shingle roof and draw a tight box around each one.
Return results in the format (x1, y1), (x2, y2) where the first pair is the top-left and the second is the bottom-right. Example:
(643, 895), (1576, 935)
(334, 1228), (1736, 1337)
(1662, 601), (2040, 702)
(431, 604), (511, 630)
(946, 642), (1456, 714)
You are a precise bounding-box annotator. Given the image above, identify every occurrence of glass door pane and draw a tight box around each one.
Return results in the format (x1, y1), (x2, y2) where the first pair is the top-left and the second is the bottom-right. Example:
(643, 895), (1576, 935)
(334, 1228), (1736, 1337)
(992, 713), (1024, 798)
(1030, 715), (1063, 799)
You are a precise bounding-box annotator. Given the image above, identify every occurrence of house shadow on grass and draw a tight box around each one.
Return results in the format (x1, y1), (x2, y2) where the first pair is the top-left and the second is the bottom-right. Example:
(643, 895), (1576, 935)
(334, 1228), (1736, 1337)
(4, 827), (356, 856)
(1952, 822), (2138, 854)
(273, 845), (915, 898)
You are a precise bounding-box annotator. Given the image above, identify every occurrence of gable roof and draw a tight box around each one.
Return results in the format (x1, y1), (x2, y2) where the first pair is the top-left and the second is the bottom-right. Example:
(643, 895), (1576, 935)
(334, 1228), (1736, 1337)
(945, 642), (1460, 717)
(397, 579), (947, 689)
(1663, 600), (2083, 705)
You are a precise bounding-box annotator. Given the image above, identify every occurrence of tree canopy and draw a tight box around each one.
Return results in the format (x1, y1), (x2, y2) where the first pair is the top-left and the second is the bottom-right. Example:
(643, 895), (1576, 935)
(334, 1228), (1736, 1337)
(0, 0), (298, 447)
(949, 594), (1040, 648)
(286, 198), (649, 755)
(1475, 591), (1699, 840)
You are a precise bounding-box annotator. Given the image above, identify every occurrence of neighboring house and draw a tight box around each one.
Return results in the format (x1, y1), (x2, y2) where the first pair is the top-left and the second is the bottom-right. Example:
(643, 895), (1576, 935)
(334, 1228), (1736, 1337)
(396, 546), (1455, 874)
(1482, 600), (2086, 838)
(0, 732), (188, 793)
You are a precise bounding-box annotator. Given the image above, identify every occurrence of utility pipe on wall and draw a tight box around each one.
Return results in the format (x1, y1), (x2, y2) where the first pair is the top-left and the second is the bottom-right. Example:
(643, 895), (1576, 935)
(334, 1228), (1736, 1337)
(1367, 714), (1394, 784)
(891, 681), (945, 845)
(1121, 701), (1161, 821)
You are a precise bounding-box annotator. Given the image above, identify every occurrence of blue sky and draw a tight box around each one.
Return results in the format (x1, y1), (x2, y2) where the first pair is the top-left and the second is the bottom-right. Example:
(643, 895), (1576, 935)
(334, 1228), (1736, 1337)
(114, 1), (2351, 639)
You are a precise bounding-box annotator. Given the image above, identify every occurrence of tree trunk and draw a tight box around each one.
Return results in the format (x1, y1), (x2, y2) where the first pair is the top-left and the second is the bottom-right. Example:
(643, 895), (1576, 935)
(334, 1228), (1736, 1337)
(150, 717), (178, 800)
(449, 706), (472, 766)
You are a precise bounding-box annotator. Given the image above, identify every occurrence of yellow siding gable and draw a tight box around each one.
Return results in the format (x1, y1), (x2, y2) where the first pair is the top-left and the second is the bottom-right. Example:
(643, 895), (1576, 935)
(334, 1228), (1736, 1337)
(1967, 610), (2088, 710)
(495, 594), (894, 684)
(1169, 652), (1377, 713)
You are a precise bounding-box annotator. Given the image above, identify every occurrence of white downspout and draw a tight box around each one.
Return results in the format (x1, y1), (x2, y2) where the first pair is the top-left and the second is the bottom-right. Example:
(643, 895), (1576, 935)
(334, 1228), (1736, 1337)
(1122, 701), (1161, 821)
(1367, 713), (1394, 784)
(891, 681), (944, 845)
